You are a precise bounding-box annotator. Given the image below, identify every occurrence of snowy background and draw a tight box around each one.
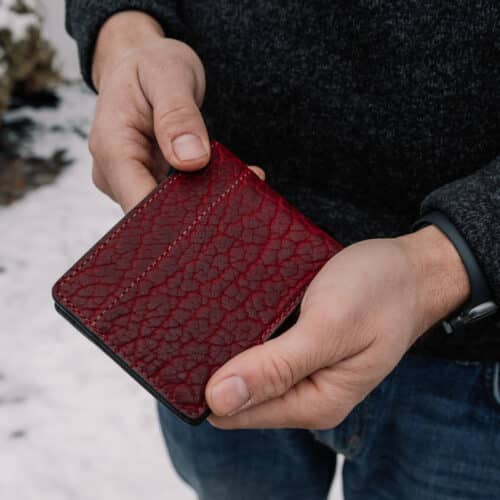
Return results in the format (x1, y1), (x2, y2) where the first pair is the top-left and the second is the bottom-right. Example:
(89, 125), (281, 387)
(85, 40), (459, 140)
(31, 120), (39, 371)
(0, 2), (343, 499)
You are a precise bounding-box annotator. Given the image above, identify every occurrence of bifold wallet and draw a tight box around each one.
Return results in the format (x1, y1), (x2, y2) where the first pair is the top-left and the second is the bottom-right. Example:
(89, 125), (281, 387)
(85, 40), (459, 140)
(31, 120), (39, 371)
(52, 141), (343, 424)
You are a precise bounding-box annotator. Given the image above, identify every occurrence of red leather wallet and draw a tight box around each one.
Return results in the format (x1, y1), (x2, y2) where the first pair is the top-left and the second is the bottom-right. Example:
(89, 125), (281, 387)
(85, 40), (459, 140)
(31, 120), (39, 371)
(52, 141), (343, 424)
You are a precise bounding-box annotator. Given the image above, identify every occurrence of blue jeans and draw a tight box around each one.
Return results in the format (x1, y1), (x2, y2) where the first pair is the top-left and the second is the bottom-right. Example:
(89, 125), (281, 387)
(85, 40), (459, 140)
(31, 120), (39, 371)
(157, 353), (500, 499)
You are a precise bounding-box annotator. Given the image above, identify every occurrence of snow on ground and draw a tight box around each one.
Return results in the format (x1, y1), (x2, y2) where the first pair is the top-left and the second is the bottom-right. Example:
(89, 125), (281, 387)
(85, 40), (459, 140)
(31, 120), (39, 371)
(38, 0), (80, 80)
(0, 83), (196, 500)
(0, 0), (39, 43)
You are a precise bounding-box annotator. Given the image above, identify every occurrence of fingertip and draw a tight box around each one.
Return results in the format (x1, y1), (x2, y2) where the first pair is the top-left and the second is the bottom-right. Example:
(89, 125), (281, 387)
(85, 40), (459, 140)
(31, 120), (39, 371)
(248, 165), (266, 181)
(170, 133), (208, 165)
(205, 375), (251, 417)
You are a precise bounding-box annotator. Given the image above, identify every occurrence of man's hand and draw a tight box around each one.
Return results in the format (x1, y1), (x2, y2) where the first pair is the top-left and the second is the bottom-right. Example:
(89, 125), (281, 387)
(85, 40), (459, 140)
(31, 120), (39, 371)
(89, 11), (263, 213)
(89, 11), (209, 212)
(207, 225), (470, 429)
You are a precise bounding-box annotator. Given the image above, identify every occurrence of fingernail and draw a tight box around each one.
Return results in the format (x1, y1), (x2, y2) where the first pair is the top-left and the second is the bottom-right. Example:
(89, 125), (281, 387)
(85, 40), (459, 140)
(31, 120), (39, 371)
(172, 133), (207, 161)
(210, 376), (250, 416)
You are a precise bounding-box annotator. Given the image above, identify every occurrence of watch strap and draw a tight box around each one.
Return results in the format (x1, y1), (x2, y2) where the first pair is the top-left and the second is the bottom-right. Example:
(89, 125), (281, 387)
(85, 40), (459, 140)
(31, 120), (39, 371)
(412, 211), (497, 333)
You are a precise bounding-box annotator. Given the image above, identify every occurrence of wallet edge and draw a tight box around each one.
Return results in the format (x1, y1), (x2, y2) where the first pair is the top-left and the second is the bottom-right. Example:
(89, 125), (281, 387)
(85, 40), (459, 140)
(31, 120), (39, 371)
(53, 288), (305, 425)
(53, 300), (210, 426)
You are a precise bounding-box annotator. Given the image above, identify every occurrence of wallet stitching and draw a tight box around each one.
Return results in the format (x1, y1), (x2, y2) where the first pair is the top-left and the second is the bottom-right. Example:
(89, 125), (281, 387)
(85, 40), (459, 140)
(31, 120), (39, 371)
(59, 168), (251, 327)
(58, 172), (181, 288)
(97, 181), (322, 416)
(58, 143), (220, 289)
(57, 192), (337, 419)
(54, 138), (341, 418)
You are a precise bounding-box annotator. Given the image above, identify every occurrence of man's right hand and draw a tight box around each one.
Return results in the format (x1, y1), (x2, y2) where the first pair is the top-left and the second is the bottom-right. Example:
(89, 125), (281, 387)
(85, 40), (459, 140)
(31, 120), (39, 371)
(89, 11), (211, 213)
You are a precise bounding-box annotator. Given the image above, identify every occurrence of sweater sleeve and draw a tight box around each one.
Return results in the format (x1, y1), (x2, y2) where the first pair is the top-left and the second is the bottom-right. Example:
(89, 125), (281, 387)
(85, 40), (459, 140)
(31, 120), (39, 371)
(420, 157), (500, 305)
(65, 0), (189, 90)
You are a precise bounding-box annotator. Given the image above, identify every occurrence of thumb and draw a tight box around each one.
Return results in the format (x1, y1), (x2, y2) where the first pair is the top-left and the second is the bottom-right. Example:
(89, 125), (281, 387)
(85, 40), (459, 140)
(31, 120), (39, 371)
(206, 320), (321, 416)
(152, 91), (211, 171)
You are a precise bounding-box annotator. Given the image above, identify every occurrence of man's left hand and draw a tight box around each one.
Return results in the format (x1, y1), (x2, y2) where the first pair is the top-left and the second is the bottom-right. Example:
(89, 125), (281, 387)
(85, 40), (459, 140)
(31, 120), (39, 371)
(206, 225), (470, 429)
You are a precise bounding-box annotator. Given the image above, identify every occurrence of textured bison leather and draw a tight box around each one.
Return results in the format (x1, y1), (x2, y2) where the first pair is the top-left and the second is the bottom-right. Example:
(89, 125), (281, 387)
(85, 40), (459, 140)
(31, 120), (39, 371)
(52, 141), (343, 424)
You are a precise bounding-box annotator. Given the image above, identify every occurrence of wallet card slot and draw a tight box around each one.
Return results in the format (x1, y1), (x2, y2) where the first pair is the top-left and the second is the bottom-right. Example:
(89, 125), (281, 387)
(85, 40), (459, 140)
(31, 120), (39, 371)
(53, 142), (247, 324)
(54, 157), (251, 327)
(89, 168), (252, 328)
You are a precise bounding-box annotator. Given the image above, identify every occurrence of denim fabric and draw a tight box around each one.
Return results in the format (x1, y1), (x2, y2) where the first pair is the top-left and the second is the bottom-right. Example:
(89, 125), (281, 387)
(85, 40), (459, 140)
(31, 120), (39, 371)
(157, 353), (500, 500)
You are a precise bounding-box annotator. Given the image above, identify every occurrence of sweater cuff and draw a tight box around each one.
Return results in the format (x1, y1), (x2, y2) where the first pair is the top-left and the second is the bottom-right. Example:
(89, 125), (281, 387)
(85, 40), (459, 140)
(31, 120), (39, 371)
(420, 156), (500, 305)
(65, 0), (190, 91)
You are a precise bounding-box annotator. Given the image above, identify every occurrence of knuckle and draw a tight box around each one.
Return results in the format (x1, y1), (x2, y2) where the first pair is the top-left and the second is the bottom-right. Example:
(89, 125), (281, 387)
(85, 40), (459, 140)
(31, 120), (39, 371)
(91, 166), (106, 193)
(155, 103), (201, 137)
(88, 127), (102, 157)
(262, 353), (296, 399)
(303, 303), (339, 331)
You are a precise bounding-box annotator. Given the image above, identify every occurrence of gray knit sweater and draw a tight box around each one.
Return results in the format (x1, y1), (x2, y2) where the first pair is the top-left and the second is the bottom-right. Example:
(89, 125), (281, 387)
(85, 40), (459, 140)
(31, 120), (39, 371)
(66, 0), (500, 359)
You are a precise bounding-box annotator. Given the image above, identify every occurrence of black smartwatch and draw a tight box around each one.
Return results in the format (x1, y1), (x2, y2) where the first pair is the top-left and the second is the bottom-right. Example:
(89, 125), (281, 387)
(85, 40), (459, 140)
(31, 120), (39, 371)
(412, 211), (498, 334)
